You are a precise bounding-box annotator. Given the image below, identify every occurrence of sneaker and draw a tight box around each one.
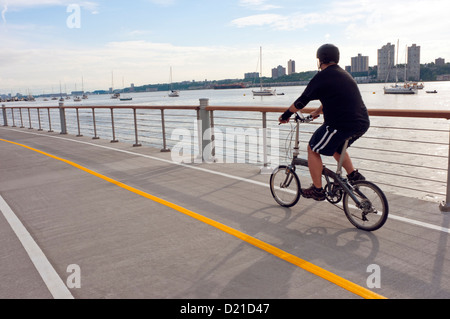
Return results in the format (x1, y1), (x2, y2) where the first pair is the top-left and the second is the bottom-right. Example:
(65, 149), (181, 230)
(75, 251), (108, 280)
(302, 185), (326, 201)
(347, 170), (365, 183)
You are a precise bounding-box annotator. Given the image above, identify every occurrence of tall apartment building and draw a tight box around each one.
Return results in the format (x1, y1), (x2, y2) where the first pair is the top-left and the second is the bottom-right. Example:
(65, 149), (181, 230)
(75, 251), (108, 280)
(287, 59), (295, 75)
(351, 54), (369, 73)
(272, 65), (286, 79)
(407, 44), (420, 81)
(377, 43), (396, 82)
(378, 42), (421, 82)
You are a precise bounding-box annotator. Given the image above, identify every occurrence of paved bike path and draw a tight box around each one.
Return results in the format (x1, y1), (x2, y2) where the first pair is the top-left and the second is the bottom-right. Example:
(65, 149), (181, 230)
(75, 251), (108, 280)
(1, 127), (449, 299)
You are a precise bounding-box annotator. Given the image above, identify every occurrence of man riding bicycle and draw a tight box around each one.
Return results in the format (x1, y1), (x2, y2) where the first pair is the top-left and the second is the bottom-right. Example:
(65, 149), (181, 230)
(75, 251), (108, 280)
(279, 44), (370, 201)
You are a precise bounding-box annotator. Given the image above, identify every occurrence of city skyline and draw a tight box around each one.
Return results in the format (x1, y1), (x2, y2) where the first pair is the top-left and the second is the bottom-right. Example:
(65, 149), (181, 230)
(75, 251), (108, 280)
(1, 0), (450, 94)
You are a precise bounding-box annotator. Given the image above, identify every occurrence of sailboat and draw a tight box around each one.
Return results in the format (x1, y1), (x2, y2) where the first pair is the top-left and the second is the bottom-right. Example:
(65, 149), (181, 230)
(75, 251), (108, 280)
(252, 47), (276, 96)
(82, 77), (88, 99)
(110, 71), (120, 99)
(384, 41), (417, 95)
(72, 82), (82, 102)
(120, 76), (133, 101)
(168, 67), (179, 97)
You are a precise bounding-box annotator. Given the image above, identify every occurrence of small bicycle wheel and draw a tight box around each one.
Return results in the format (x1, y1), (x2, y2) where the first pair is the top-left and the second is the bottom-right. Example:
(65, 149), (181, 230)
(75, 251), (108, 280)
(270, 165), (301, 207)
(343, 180), (389, 231)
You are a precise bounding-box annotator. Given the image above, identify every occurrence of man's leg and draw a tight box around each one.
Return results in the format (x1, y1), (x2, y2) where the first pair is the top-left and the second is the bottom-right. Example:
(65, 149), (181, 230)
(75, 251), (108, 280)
(333, 151), (354, 175)
(334, 151), (366, 182)
(308, 145), (324, 188)
(303, 145), (326, 201)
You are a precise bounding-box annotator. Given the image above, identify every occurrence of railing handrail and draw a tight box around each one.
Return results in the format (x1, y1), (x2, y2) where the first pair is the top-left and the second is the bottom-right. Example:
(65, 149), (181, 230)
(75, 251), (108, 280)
(207, 106), (450, 120)
(3, 104), (450, 119)
(1, 105), (200, 111)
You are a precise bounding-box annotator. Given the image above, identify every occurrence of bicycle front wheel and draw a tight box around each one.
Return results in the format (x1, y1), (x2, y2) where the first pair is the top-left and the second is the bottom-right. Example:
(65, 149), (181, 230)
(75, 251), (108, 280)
(343, 180), (389, 231)
(270, 165), (301, 207)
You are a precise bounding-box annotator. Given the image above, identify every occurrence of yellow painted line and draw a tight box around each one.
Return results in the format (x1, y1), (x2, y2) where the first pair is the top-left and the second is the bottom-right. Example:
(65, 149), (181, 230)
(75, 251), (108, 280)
(0, 138), (387, 299)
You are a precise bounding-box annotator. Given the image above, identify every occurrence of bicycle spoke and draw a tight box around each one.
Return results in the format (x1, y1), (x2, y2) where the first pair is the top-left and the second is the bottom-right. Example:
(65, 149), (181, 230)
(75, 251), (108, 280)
(270, 166), (301, 207)
(343, 181), (389, 231)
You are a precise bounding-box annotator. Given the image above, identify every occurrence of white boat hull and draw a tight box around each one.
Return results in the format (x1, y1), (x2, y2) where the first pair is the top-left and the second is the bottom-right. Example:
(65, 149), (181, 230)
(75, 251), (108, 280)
(384, 86), (417, 95)
(252, 89), (276, 96)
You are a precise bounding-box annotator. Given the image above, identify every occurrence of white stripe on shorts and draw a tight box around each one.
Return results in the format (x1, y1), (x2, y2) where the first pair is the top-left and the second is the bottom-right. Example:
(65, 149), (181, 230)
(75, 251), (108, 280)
(312, 126), (337, 153)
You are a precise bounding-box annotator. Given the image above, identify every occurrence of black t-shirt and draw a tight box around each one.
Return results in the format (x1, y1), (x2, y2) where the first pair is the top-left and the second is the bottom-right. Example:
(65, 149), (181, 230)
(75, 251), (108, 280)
(293, 64), (370, 132)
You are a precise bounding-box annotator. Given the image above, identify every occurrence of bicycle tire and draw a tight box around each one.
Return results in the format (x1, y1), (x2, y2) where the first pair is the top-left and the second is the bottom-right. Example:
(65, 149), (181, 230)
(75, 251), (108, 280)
(270, 165), (301, 207)
(343, 180), (389, 231)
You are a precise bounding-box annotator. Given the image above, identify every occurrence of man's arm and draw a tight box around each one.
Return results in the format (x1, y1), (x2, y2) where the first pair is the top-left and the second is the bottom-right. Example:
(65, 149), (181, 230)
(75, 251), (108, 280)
(311, 105), (323, 118)
(279, 104), (322, 123)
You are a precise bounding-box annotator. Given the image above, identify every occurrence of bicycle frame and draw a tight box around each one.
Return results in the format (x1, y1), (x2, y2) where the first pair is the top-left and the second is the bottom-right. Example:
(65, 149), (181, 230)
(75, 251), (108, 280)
(289, 114), (363, 207)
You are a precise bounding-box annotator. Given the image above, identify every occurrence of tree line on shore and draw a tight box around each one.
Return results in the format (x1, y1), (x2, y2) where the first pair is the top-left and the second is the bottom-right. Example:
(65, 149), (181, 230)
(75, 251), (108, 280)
(110, 62), (449, 94)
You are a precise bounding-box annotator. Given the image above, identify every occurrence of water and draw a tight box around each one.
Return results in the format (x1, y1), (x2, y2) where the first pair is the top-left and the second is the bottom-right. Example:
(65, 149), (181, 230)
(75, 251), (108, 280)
(12, 81), (449, 110)
(2, 81), (449, 202)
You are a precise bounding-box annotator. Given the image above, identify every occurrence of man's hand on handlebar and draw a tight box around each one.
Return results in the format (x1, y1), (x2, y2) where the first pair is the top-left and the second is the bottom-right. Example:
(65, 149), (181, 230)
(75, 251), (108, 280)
(278, 110), (293, 124)
(278, 111), (320, 124)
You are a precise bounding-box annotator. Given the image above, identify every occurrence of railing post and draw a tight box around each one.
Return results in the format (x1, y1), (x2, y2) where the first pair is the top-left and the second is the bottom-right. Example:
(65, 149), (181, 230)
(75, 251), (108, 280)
(439, 127), (450, 212)
(27, 108), (33, 129)
(160, 109), (170, 152)
(76, 108), (83, 137)
(1, 105), (7, 126)
(47, 108), (54, 132)
(110, 108), (118, 143)
(37, 108), (43, 131)
(92, 108), (99, 139)
(198, 98), (211, 162)
(11, 108), (16, 127)
(132, 108), (141, 147)
(59, 101), (67, 134)
(19, 108), (24, 128)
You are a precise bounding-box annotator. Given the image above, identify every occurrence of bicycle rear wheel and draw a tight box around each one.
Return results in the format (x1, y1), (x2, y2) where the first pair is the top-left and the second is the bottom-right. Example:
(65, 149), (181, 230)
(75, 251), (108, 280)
(343, 180), (389, 231)
(270, 165), (301, 207)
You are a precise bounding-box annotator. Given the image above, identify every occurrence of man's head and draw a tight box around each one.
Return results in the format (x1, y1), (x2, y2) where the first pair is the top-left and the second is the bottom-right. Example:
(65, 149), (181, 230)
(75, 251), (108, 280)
(316, 44), (340, 69)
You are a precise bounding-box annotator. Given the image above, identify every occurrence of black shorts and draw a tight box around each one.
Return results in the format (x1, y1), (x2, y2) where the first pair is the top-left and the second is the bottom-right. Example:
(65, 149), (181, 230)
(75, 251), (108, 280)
(309, 124), (366, 156)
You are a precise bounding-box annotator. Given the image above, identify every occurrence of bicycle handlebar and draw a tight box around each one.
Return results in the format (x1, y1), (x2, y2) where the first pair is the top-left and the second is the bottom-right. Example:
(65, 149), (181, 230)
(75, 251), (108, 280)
(295, 112), (314, 123)
(279, 110), (319, 125)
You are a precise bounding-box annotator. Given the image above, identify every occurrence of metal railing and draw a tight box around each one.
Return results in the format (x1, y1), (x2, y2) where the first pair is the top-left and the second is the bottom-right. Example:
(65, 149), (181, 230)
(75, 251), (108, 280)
(1, 101), (449, 211)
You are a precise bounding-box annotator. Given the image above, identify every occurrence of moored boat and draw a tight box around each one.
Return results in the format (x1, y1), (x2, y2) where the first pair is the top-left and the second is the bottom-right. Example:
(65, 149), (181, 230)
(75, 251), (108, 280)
(252, 47), (276, 97)
(384, 84), (417, 94)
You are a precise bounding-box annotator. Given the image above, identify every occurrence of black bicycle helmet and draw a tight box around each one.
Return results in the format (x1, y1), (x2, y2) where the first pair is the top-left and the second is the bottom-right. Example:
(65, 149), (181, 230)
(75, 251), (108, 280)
(316, 44), (340, 64)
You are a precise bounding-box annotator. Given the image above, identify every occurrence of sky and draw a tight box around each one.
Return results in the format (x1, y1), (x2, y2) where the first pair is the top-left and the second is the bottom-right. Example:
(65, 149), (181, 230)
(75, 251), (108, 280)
(1, 0), (450, 94)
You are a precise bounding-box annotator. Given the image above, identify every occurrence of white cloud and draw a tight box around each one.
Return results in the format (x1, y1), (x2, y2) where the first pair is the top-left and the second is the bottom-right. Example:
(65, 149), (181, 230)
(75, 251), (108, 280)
(231, 13), (283, 28)
(238, 0), (281, 11)
(146, 0), (176, 7)
(231, 11), (323, 30)
(1, 3), (7, 25)
(0, 0), (100, 13)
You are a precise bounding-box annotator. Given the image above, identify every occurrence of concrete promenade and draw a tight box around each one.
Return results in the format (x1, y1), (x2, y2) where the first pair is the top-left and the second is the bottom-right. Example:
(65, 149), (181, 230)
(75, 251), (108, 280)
(0, 126), (449, 299)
